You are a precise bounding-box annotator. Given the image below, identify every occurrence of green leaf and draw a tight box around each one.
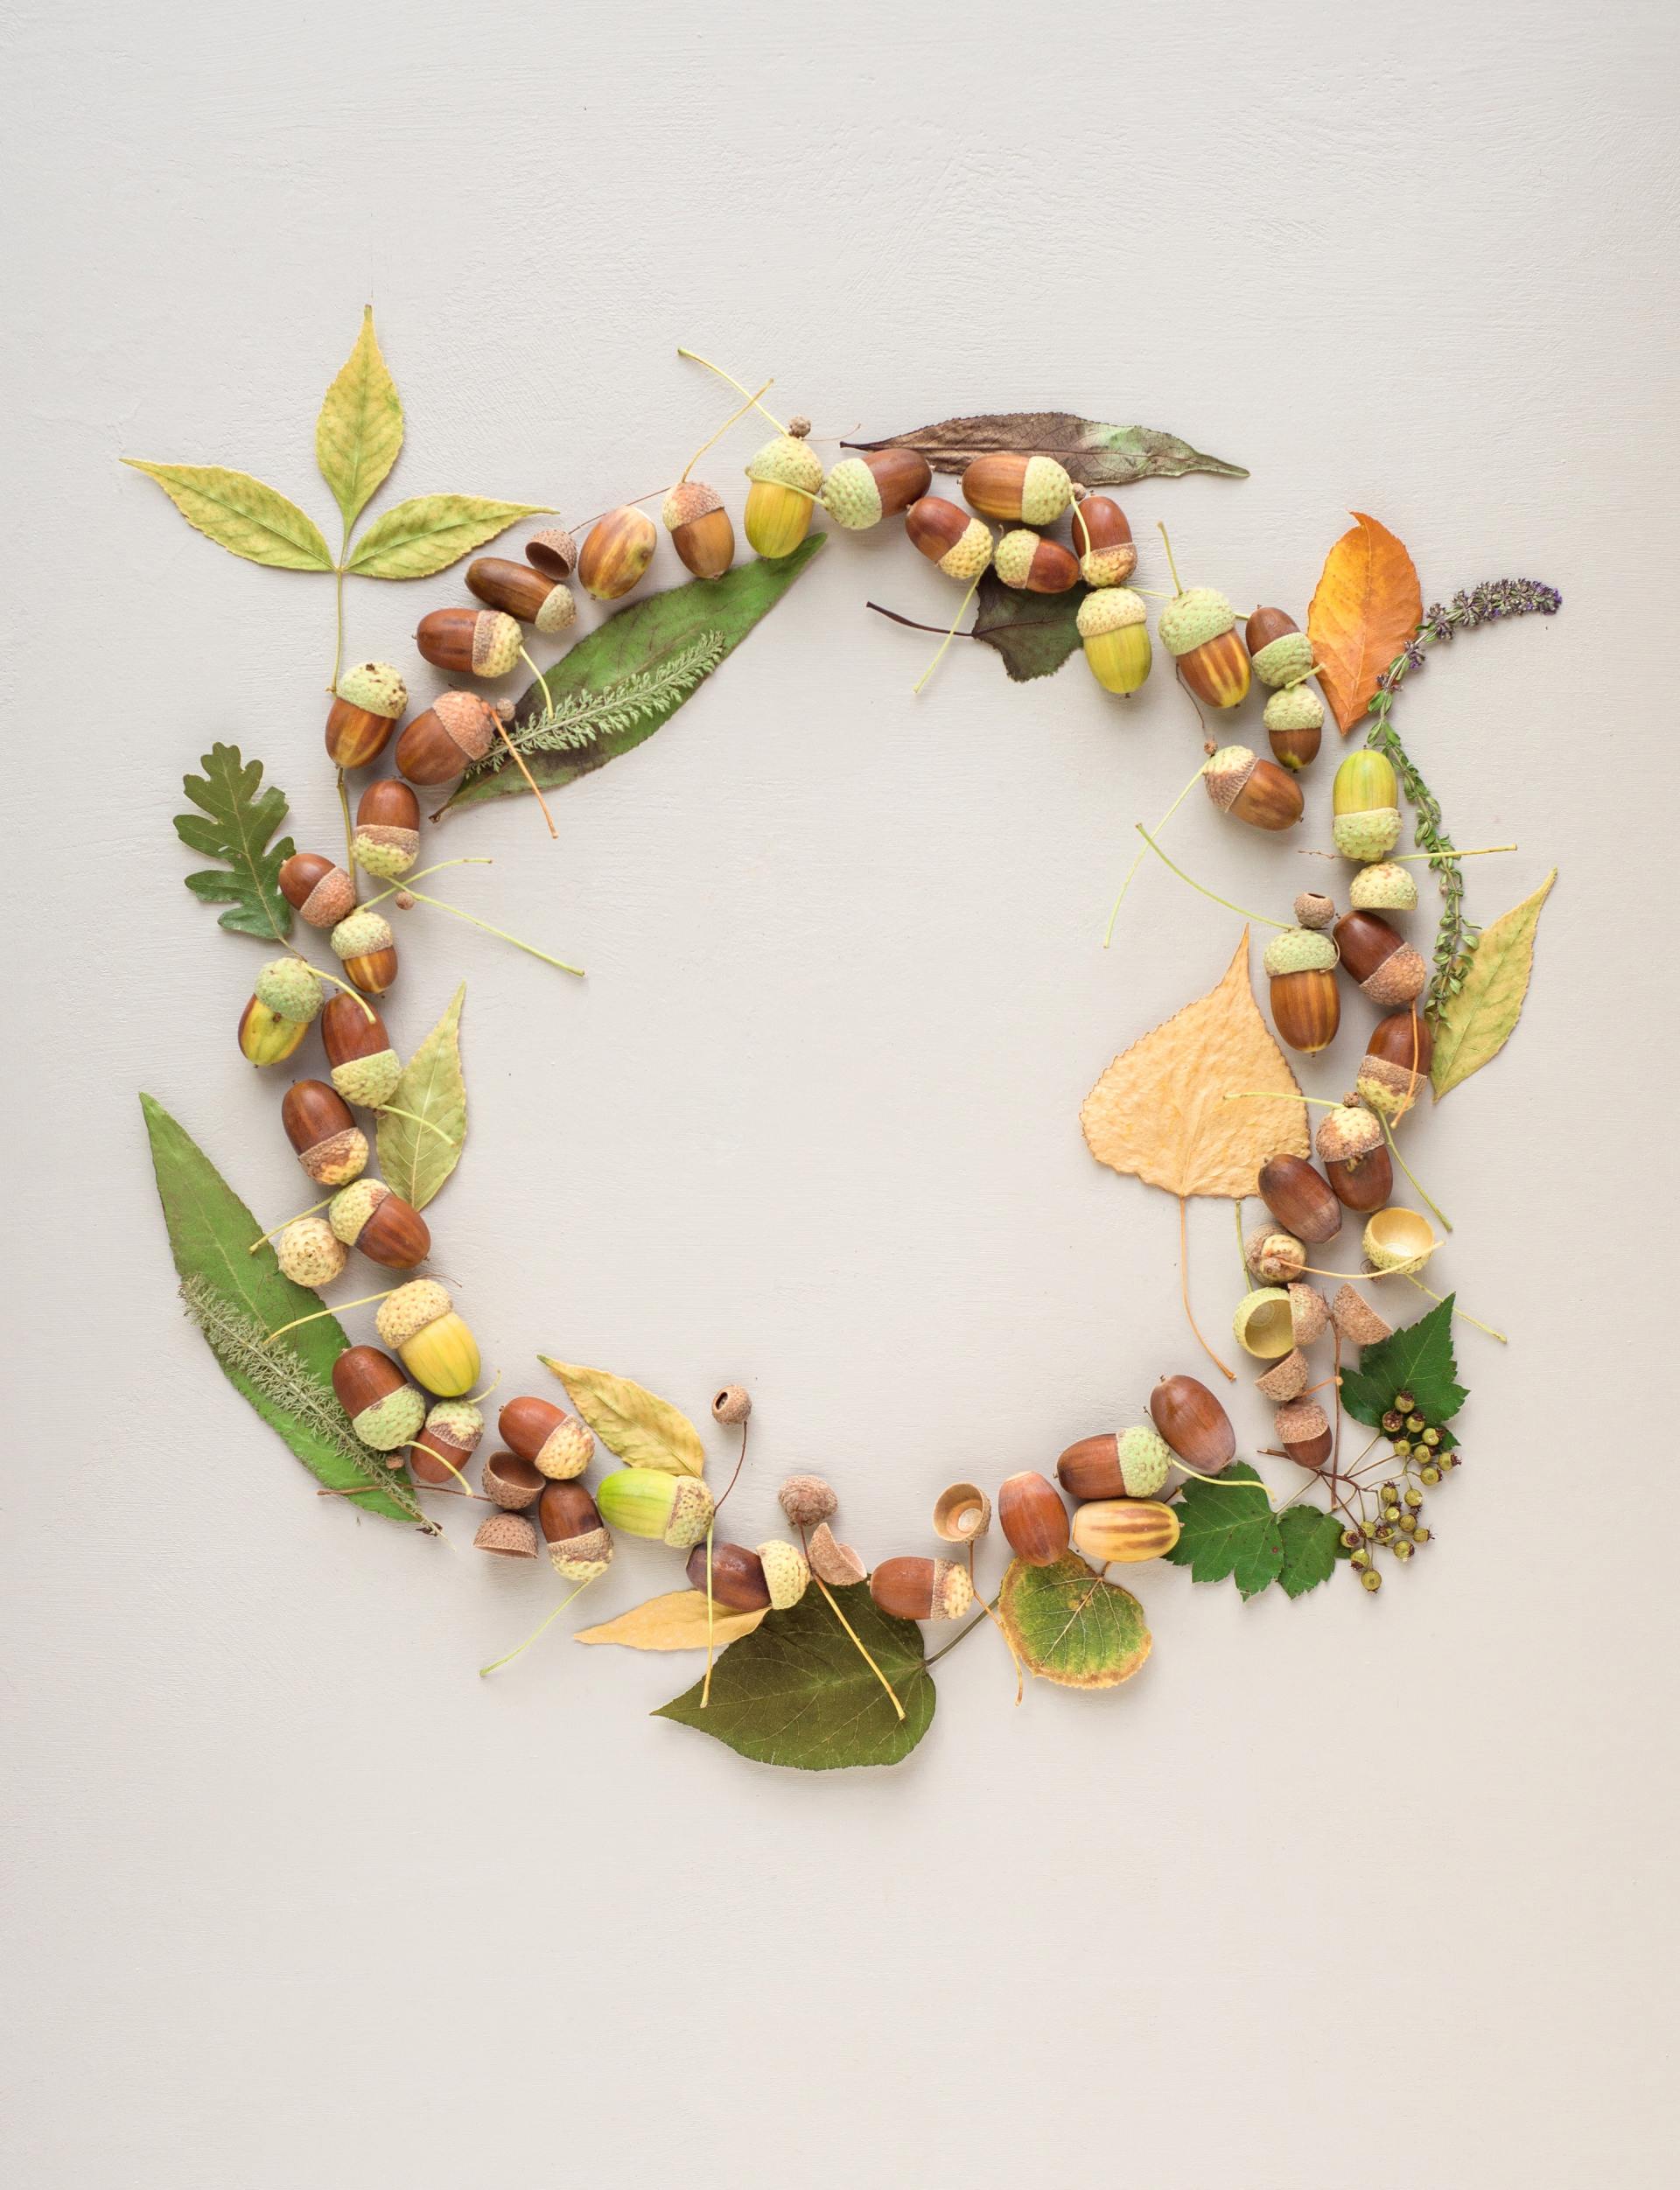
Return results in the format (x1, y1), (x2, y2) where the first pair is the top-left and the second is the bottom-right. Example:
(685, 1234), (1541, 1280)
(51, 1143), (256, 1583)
(316, 304), (403, 528)
(122, 460), (333, 570)
(346, 493), (549, 580)
(654, 1582), (934, 1770)
(1431, 870), (1556, 1098)
(375, 984), (466, 1210)
(141, 1095), (426, 1525)
(998, 1552), (1152, 1688)
(1162, 1461), (1284, 1599)
(1277, 1507), (1346, 1599)
(1339, 1297), (1466, 1430)
(845, 411), (1249, 486)
(970, 570), (1088, 682)
(438, 535), (825, 816)
(174, 743), (294, 941)
(536, 1360), (705, 1475)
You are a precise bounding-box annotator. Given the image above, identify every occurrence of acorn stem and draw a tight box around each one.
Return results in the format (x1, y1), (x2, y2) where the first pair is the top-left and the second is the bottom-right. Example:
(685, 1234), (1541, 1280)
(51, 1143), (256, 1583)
(305, 962), (379, 1018)
(477, 1572), (602, 1678)
(1103, 762), (1212, 944)
(248, 1197), (333, 1252)
(1157, 521), (1185, 596)
(1404, 1273), (1507, 1344)
(360, 858), (492, 911)
(336, 767), (357, 887)
(1222, 1091), (1339, 1108)
(676, 348), (787, 436)
(1180, 1194), (1236, 1382)
(1380, 1115), (1452, 1234)
(679, 377), (774, 482)
(394, 890), (584, 977)
(265, 1290), (396, 1344)
(808, 1569), (905, 1721)
(375, 1104), (458, 1148)
(464, 1368), (504, 1409)
(913, 567), (986, 695)
(401, 1438), (472, 1498)
(510, 659), (561, 836)
(1132, 825), (1288, 929)
(1383, 845), (1516, 863)
(970, 1587), (1024, 1706)
(700, 1518), (718, 1711)
(712, 1416), (750, 1515)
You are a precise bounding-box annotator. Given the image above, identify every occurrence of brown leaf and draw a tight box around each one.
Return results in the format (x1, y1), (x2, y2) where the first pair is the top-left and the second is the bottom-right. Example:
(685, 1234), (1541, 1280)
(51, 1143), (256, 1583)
(1307, 512), (1422, 733)
(845, 411), (1248, 486)
(1081, 934), (1308, 1199)
(574, 1589), (766, 1651)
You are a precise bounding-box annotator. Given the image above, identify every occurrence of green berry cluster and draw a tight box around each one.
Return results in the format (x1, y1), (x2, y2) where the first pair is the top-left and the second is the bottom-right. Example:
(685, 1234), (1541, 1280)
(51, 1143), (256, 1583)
(1341, 1389), (1461, 1592)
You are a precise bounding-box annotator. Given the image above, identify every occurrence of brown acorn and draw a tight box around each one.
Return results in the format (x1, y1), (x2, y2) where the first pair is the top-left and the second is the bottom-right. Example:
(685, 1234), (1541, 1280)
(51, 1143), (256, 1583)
(1334, 911), (1429, 1009)
(579, 507), (657, 600)
(1357, 1007), (1434, 1117)
(1068, 496), (1137, 587)
(329, 910), (398, 996)
(466, 556), (576, 635)
(353, 779), (422, 881)
(1257, 1154), (1343, 1243)
(997, 1472), (1070, 1566)
(325, 662), (407, 768)
(499, 1396), (593, 1480)
(905, 496), (994, 579)
(1202, 745), (1304, 831)
(686, 1540), (772, 1612)
(327, 1178), (430, 1270)
(332, 1346), (425, 1455)
(1262, 927), (1341, 1053)
(959, 453), (1075, 526)
(662, 482), (735, 579)
(415, 607), (522, 679)
(282, 1080), (367, 1186)
(869, 1557), (975, 1621)
(1149, 1375), (1237, 1474)
(318, 992), (400, 1109)
(277, 852), (357, 930)
(1276, 1399), (1333, 1470)
(537, 1480), (612, 1579)
(993, 529), (1080, 594)
(822, 447), (932, 528)
(1316, 1105), (1394, 1212)
(396, 690), (501, 787)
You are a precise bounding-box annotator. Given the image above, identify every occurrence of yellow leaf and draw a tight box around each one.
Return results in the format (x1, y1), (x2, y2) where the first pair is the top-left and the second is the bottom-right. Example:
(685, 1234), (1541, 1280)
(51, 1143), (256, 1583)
(575, 1589), (766, 1651)
(538, 1359), (706, 1474)
(1307, 512), (1422, 733)
(375, 985), (466, 1211)
(316, 304), (404, 528)
(1431, 870), (1557, 1099)
(122, 460), (334, 570)
(1081, 933), (1307, 1198)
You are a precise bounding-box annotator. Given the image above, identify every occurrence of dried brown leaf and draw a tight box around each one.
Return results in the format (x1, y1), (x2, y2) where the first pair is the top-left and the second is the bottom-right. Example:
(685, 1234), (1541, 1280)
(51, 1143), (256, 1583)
(847, 412), (1248, 486)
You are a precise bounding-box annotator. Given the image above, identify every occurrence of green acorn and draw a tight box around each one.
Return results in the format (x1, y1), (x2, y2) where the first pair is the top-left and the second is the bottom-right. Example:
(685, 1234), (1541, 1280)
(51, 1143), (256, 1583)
(596, 1468), (715, 1548)
(275, 1215), (347, 1288)
(1113, 1424), (1172, 1498)
(1332, 751), (1403, 861)
(254, 957), (324, 1025)
(745, 425), (823, 558)
(1348, 860), (1419, 913)
(1263, 682), (1325, 771)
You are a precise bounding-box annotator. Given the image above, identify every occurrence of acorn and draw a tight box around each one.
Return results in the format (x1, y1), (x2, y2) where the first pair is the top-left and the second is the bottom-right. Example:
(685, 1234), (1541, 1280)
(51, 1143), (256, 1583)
(579, 506), (658, 599)
(1356, 1009), (1432, 1118)
(1334, 910), (1427, 1009)
(1202, 745), (1304, 830)
(1276, 1398), (1333, 1470)
(474, 1511), (538, 1559)
(332, 1346), (425, 1453)
(1245, 1228), (1306, 1284)
(1150, 1375), (1236, 1474)
(1263, 682), (1325, 771)
(688, 1538), (809, 1612)
(710, 1384), (752, 1426)
(253, 956), (324, 1028)
(1245, 607), (1316, 690)
(756, 1540), (811, 1610)
(1069, 1499), (1180, 1564)
(1159, 586), (1250, 708)
(821, 449), (931, 530)
(993, 528), (1079, 593)
(1076, 589), (1152, 692)
(1069, 496), (1136, 587)
(538, 1479), (613, 1578)
(498, 1396), (593, 1480)
(467, 556), (576, 634)
(374, 1278), (480, 1397)
(325, 661), (407, 768)
(238, 995), (309, 1067)
(275, 1214), (347, 1288)
(662, 482), (734, 579)
(744, 430), (823, 558)
(1294, 892), (1337, 931)
(282, 1080), (368, 1186)
(411, 1399), (484, 1487)
(596, 1469), (714, 1548)
(396, 690), (501, 787)
(278, 852), (358, 931)
(330, 909), (398, 995)
(1348, 860), (1418, 913)
(1316, 1104), (1394, 1212)
(415, 606), (522, 679)
(328, 1179), (430, 1269)
(480, 1450), (546, 1510)
(1263, 927), (1341, 1053)
(778, 1474), (837, 1527)
(1331, 1284), (1392, 1347)
(997, 1472), (1070, 1566)
(319, 992), (402, 1108)
(1256, 1153), (1342, 1243)
(1055, 1427), (1172, 1502)
(1363, 1205), (1436, 1276)
(526, 526), (579, 581)
(933, 1482), (991, 1543)
(807, 1522), (865, 1587)
(960, 453), (1075, 526)
(869, 1556), (974, 1621)
(905, 496), (993, 580)
(1332, 751), (1403, 861)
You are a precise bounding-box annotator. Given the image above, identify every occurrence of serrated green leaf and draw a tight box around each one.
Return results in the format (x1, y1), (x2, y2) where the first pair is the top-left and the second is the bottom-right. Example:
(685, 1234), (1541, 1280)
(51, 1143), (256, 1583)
(536, 1360), (704, 1475)
(174, 743), (294, 941)
(1162, 1461), (1284, 1599)
(998, 1552), (1151, 1688)
(846, 411), (1248, 485)
(654, 1582), (934, 1770)
(346, 493), (549, 580)
(316, 304), (403, 528)
(970, 570), (1088, 682)
(1339, 1297), (1466, 1429)
(1277, 1506), (1346, 1599)
(122, 460), (333, 570)
(375, 985), (466, 1210)
(438, 536), (825, 815)
(141, 1095), (424, 1525)
(1431, 871), (1556, 1097)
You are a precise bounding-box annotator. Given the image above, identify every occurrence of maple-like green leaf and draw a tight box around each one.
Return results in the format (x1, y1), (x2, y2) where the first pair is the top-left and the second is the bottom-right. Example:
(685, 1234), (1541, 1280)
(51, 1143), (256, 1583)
(375, 984), (466, 1210)
(971, 571), (1088, 682)
(316, 304), (404, 528)
(1339, 1297), (1466, 1429)
(345, 493), (550, 580)
(1162, 1461), (1283, 1599)
(174, 743), (294, 941)
(1277, 1506), (1346, 1599)
(122, 460), (334, 570)
(1432, 871), (1556, 1098)
(998, 1552), (1152, 1687)
(654, 1582), (934, 1770)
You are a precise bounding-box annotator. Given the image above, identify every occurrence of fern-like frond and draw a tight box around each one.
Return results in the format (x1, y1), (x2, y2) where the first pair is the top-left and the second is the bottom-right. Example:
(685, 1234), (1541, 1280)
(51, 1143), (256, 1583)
(480, 631), (729, 771)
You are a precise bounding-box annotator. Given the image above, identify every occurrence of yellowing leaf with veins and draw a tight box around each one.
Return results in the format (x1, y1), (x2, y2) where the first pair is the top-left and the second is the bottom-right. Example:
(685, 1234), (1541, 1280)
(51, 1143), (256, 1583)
(1431, 871), (1556, 1098)
(575, 1589), (766, 1651)
(538, 1359), (706, 1475)
(1081, 933), (1307, 1198)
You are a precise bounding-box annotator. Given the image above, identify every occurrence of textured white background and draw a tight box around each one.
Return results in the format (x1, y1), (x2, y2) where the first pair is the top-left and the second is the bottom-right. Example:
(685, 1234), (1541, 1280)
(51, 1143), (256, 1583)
(4, 3), (1676, 2184)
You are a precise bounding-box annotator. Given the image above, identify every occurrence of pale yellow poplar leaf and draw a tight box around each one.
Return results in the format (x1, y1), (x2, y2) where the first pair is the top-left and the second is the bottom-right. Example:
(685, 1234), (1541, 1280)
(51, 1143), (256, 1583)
(575, 1590), (766, 1651)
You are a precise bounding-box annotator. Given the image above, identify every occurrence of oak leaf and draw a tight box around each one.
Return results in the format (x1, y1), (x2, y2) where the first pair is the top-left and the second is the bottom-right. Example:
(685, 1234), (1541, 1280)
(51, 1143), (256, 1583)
(1307, 512), (1422, 733)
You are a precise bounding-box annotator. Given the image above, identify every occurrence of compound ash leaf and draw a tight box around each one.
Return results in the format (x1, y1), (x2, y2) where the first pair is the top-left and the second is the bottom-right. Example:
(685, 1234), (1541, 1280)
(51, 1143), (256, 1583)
(845, 412), (1248, 486)
(316, 304), (404, 528)
(537, 1360), (705, 1476)
(654, 1583), (934, 1770)
(375, 984), (466, 1211)
(970, 570), (1088, 682)
(575, 1590), (766, 1651)
(1339, 1297), (1466, 1430)
(998, 1553), (1152, 1688)
(1277, 1506), (1347, 1599)
(1308, 512), (1422, 733)
(346, 493), (550, 580)
(1431, 871), (1556, 1098)
(121, 460), (334, 571)
(174, 742), (294, 941)
(1162, 1462), (1283, 1599)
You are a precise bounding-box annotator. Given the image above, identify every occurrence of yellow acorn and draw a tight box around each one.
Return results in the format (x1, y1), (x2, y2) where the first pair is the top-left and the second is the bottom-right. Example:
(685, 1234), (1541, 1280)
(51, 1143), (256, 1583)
(374, 1280), (480, 1397)
(1076, 588), (1152, 694)
(744, 427), (823, 558)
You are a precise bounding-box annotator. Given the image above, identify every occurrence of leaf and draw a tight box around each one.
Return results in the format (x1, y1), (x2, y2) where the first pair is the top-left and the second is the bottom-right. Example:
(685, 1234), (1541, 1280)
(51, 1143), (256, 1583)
(846, 412), (1248, 486)
(654, 1583), (934, 1770)
(1431, 871), (1556, 1098)
(537, 1360), (705, 1475)
(439, 535), (825, 815)
(141, 1096), (425, 1525)
(998, 1553), (1152, 1689)
(1339, 1298), (1466, 1430)
(1307, 512), (1422, 733)
(1082, 934), (1308, 1199)
(122, 460), (333, 570)
(575, 1589), (766, 1651)
(1277, 1507), (1346, 1599)
(375, 984), (466, 1210)
(970, 570), (1088, 682)
(1163, 1462), (1283, 1598)
(345, 493), (550, 580)
(315, 304), (403, 528)
(174, 742), (294, 941)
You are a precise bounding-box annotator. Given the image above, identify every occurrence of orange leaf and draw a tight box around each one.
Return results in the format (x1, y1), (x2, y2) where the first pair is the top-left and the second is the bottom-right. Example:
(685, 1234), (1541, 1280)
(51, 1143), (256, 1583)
(1307, 512), (1422, 734)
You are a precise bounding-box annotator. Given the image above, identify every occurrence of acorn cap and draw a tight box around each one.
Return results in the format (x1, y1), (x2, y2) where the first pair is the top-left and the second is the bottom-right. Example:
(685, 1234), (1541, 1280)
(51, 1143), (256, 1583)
(298, 1126), (368, 1187)
(354, 826), (420, 882)
(535, 1417), (593, 1480)
(1276, 1397), (1330, 1444)
(533, 583), (577, 637)
(1245, 1228), (1306, 1284)
(1332, 808), (1404, 861)
(1363, 1206), (1436, 1275)
(1202, 745), (1257, 810)
(1251, 632), (1316, 689)
(1331, 1284), (1393, 1347)
(662, 480), (724, 530)
(1289, 1282), (1330, 1346)
(756, 1540), (811, 1610)
(1362, 944), (1428, 1007)
(1349, 861), (1419, 913)
(1234, 1286), (1296, 1359)
(994, 529), (1042, 589)
(1294, 892), (1338, 931)
(329, 1177), (388, 1244)
(1255, 1348), (1310, 1402)
(474, 1511), (538, 1558)
(1019, 456), (1074, 526)
(821, 456), (884, 530)
(937, 516), (993, 581)
(550, 1526), (612, 1580)
(254, 958), (324, 1023)
(481, 1450), (545, 1509)
(424, 1399), (483, 1455)
(336, 661), (408, 717)
(276, 1216), (347, 1288)
(1263, 927), (1339, 976)
(1116, 1424), (1172, 1499)
(710, 1384), (752, 1425)
(1077, 587), (1147, 637)
(432, 689), (500, 761)
(1263, 681), (1325, 730)
(351, 1383), (426, 1452)
(375, 1278), (452, 1349)
(469, 611), (523, 678)
(330, 1048), (403, 1108)
(807, 1522), (865, 1587)
(1355, 1054), (1422, 1119)
(526, 526), (578, 580)
(933, 1482), (991, 1543)
(1081, 542), (1138, 588)
(330, 909), (394, 961)
(1317, 1103), (1383, 1165)
(746, 433), (824, 494)
(931, 1559), (976, 1620)
(778, 1473), (837, 1527)
(299, 868), (358, 928)
(1158, 585), (1236, 656)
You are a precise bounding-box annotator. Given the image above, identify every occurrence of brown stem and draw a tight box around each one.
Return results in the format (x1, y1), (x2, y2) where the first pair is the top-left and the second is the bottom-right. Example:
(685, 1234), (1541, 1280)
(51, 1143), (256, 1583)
(1180, 1196), (1236, 1382)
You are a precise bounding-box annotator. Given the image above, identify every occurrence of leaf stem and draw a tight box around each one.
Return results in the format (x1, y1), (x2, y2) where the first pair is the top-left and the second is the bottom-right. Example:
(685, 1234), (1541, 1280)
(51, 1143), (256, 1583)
(1380, 1115), (1452, 1235)
(1103, 761), (1211, 945)
(337, 767), (356, 884)
(506, 663), (560, 836)
(1132, 824), (1287, 929)
(1180, 1195), (1236, 1382)
(1404, 1273), (1507, 1344)
(479, 1571), (602, 1678)
(808, 1571), (905, 1720)
(680, 378), (774, 483)
(248, 1196), (333, 1252)
(360, 858), (493, 911)
(913, 566), (987, 695)
(676, 348), (787, 436)
(394, 890), (584, 977)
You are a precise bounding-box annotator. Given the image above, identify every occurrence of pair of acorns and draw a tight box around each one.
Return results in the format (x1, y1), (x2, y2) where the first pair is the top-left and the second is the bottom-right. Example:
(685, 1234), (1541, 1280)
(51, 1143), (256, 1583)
(330, 1282), (482, 1452)
(1261, 893), (1429, 1061)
